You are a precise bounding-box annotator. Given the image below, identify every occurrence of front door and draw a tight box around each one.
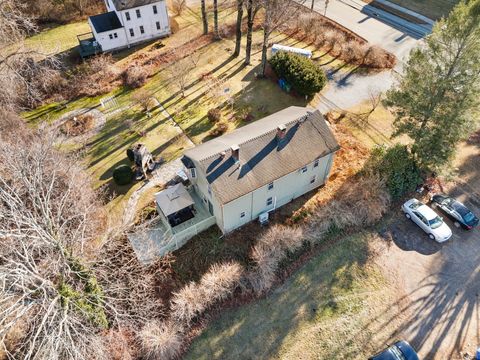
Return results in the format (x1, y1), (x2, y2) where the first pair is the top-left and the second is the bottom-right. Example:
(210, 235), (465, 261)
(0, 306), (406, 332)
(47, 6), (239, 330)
(208, 200), (214, 216)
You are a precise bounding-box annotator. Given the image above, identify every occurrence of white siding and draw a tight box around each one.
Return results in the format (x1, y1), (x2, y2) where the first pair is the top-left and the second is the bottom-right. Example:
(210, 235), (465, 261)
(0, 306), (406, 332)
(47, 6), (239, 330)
(221, 153), (335, 233)
(185, 159), (224, 231)
(90, 1), (170, 52)
(117, 1), (170, 45)
(90, 25), (128, 51)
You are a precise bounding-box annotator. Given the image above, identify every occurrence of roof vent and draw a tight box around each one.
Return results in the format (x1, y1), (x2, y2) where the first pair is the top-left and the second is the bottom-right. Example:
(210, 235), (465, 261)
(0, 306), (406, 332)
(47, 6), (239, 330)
(277, 124), (287, 140)
(231, 145), (240, 162)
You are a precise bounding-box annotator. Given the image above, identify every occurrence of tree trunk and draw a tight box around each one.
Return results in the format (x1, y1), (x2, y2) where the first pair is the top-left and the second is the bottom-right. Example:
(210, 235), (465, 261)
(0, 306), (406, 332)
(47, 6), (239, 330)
(310, 0), (314, 10)
(244, 0), (255, 65)
(260, 25), (270, 76)
(260, 6), (272, 77)
(201, 0), (208, 35)
(213, 0), (220, 39)
(233, 0), (244, 57)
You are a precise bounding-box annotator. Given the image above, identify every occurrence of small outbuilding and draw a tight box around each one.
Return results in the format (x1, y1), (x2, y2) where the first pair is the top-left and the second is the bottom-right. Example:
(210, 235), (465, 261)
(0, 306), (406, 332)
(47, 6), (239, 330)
(155, 183), (196, 227)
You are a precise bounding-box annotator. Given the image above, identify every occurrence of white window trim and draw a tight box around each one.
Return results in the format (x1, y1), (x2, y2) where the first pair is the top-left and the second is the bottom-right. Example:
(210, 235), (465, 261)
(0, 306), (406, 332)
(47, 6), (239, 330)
(268, 182), (274, 190)
(240, 212), (246, 218)
(266, 197), (273, 206)
(313, 159), (319, 168)
(301, 166), (308, 173)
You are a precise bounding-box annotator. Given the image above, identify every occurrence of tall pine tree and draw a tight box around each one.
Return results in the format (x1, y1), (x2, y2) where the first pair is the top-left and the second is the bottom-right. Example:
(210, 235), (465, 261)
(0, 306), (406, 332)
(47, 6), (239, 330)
(385, 0), (480, 170)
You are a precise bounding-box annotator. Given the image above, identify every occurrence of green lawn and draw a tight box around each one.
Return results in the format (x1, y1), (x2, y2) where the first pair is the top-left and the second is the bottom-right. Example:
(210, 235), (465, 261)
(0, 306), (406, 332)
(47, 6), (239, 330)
(185, 233), (401, 360)
(25, 21), (90, 56)
(387, 0), (459, 20)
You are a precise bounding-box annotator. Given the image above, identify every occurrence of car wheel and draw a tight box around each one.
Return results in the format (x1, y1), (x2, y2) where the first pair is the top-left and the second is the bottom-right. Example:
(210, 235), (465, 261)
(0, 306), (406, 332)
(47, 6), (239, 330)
(405, 213), (411, 219)
(454, 221), (461, 228)
(428, 234), (436, 241)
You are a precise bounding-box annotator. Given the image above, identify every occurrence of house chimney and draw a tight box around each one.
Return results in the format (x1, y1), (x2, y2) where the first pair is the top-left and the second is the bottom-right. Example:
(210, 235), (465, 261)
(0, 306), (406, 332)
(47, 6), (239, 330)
(276, 124), (287, 140)
(231, 145), (239, 162)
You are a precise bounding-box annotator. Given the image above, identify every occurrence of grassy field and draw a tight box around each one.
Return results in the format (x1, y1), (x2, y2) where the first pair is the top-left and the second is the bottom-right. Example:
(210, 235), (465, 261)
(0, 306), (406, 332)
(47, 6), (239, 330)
(21, 6), (351, 224)
(185, 232), (402, 360)
(386, 0), (459, 20)
(23, 21), (90, 57)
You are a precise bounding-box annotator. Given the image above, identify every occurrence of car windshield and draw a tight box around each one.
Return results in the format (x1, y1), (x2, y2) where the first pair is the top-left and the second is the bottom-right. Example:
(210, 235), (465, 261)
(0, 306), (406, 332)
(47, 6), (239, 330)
(390, 346), (407, 360)
(409, 201), (422, 210)
(463, 211), (476, 223)
(429, 216), (443, 229)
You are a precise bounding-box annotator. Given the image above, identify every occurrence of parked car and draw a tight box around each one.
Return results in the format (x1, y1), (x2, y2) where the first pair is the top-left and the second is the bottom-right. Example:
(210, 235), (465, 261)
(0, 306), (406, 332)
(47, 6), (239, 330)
(369, 340), (419, 360)
(430, 194), (479, 230)
(402, 199), (452, 242)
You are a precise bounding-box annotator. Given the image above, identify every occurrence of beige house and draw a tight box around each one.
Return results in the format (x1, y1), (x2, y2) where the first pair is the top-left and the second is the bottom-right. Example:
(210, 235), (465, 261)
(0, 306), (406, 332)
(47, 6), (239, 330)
(154, 107), (339, 240)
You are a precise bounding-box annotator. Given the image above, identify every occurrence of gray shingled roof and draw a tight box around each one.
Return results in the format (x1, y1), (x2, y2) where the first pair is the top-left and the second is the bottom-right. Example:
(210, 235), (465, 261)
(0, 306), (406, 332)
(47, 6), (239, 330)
(183, 107), (340, 205)
(112, 0), (160, 10)
(155, 183), (194, 216)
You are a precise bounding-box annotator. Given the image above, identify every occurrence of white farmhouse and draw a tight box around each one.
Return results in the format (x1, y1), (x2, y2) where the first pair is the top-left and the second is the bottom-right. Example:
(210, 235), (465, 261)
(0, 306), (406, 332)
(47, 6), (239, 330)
(79, 0), (170, 57)
(153, 107), (340, 253)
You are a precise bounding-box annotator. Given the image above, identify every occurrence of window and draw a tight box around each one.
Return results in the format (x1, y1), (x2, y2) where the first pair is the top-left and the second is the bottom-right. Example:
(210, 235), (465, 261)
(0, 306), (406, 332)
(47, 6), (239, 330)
(114, 32), (118, 38)
(301, 166), (308, 173)
(125, 11), (131, 21)
(314, 159), (319, 168)
(156, 21), (161, 30)
(129, 28), (134, 37)
(240, 212), (246, 218)
(310, 175), (316, 184)
(266, 197), (273, 206)
(140, 25), (145, 34)
(153, 5), (158, 14)
(268, 182), (274, 190)
(136, 9), (141, 18)
(190, 168), (196, 178)
(109, 34), (113, 39)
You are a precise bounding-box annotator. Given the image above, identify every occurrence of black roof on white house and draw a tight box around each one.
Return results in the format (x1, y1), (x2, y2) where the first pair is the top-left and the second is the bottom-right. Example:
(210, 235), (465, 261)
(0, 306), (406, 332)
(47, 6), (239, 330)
(90, 11), (123, 33)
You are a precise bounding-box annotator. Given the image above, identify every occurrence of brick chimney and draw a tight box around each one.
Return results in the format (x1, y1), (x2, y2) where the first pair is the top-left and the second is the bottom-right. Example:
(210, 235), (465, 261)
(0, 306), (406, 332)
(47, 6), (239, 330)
(231, 144), (239, 162)
(276, 124), (287, 140)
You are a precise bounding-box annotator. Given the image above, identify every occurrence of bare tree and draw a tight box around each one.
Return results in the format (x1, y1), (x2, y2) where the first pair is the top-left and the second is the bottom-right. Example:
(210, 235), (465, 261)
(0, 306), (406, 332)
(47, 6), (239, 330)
(233, 0), (245, 57)
(132, 89), (154, 112)
(0, 124), (114, 359)
(172, 0), (187, 15)
(213, 0), (220, 39)
(244, 0), (260, 65)
(259, 0), (305, 76)
(201, 0), (209, 34)
(0, 0), (60, 111)
(167, 56), (198, 97)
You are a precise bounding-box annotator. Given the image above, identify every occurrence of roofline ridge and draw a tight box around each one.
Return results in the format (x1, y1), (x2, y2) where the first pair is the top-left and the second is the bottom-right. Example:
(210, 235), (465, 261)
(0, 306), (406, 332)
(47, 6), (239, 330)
(196, 112), (313, 163)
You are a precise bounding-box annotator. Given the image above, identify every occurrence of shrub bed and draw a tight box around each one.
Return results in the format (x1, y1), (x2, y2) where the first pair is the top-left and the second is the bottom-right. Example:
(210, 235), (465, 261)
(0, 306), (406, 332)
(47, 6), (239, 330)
(113, 164), (133, 185)
(364, 144), (422, 200)
(269, 51), (327, 97)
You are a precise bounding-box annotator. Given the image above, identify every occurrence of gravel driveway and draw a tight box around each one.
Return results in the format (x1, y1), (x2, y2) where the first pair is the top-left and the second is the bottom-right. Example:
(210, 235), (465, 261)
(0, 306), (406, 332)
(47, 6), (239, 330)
(377, 187), (480, 359)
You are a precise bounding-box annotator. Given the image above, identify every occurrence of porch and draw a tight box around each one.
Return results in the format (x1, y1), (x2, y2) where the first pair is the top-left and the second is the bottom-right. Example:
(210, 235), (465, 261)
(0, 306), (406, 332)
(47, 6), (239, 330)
(77, 32), (102, 58)
(127, 184), (216, 264)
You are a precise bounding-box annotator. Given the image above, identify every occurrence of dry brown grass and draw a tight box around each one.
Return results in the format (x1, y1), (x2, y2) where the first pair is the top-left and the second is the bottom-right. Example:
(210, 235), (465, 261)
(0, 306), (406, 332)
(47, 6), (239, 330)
(170, 262), (243, 324)
(122, 65), (150, 89)
(60, 113), (95, 136)
(138, 321), (183, 360)
(249, 225), (303, 293)
(362, 45), (397, 69)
